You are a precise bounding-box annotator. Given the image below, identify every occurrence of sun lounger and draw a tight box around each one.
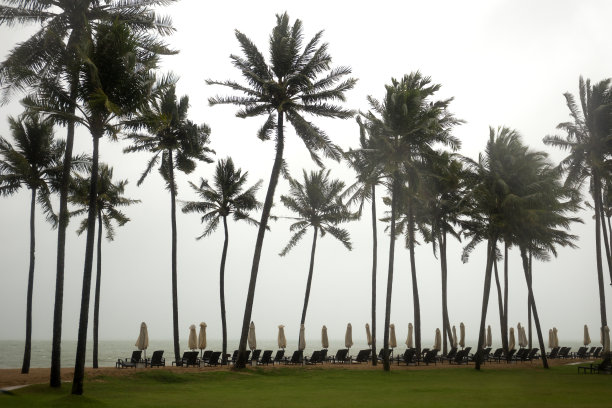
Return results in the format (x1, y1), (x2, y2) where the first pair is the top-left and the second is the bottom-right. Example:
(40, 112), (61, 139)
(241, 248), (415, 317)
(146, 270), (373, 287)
(558, 347), (571, 359)
(330, 349), (350, 364)
(320, 349), (328, 362)
(442, 347), (458, 363)
(259, 350), (273, 365)
(377, 348), (393, 362)
(575, 347), (588, 359)
(547, 347), (560, 359)
(352, 349), (372, 363)
(397, 348), (416, 365)
(578, 358), (612, 374)
(420, 349), (439, 365)
(587, 346), (597, 358)
(284, 350), (303, 365)
(172, 351), (200, 367)
(504, 348), (516, 362)
(116, 350), (142, 368)
(206, 351), (222, 366)
(306, 350), (324, 364)
(511, 348), (528, 362)
(249, 349), (262, 364)
(146, 350), (165, 368)
(273, 349), (285, 364)
(593, 347), (603, 358)
(488, 348), (504, 363)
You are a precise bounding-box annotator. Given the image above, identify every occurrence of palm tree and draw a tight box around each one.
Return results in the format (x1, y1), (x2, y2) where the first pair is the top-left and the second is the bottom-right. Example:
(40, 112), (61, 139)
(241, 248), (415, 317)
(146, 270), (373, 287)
(69, 164), (139, 369)
(0, 114), (62, 374)
(279, 169), (353, 340)
(124, 83), (214, 365)
(206, 12), (356, 367)
(359, 72), (461, 371)
(0, 1), (176, 387)
(343, 119), (385, 365)
(544, 76), (612, 330)
(181, 157), (262, 365)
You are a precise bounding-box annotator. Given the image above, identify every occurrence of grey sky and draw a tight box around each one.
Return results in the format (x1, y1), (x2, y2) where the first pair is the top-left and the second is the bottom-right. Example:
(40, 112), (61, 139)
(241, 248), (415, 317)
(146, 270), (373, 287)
(0, 0), (610, 348)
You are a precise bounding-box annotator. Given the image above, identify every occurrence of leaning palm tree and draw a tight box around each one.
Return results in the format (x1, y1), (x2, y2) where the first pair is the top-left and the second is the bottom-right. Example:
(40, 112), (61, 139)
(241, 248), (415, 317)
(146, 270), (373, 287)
(206, 12), (356, 367)
(0, 1), (176, 387)
(543, 76), (612, 330)
(279, 169), (353, 339)
(0, 114), (63, 374)
(182, 157), (262, 365)
(69, 164), (139, 369)
(124, 83), (214, 365)
(343, 118), (385, 365)
(360, 72), (461, 371)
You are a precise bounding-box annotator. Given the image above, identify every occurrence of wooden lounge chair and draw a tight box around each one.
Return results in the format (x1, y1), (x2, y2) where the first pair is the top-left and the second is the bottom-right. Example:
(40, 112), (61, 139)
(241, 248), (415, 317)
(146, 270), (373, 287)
(575, 347), (588, 359)
(420, 349), (439, 365)
(558, 347), (571, 359)
(319, 349), (328, 362)
(306, 350), (324, 364)
(504, 349), (516, 362)
(206, 351), (222, 366)
(443, 347), (458, 363)
(249, 349), (262, 364)
(450, 349), (468, 365)
(259, 350), (273, 365)
(578, 358), (612, 374)
(511, 348), (528, 362)
(330, 349), (350, 364)
(547, 347), (560, 359)
(376, 348), (393, 363)
(525, 348), (539, 361)
(273, 349), (285, 365)
(593, 347), (603, 358)
(397, 348), (416, 365)
(352, 349), (372, 363)
(146, 350), (165, 368)
(488, 348), (504, 363)
(172, 351), (200, 367)
(284, 350), (303, 365)
(587, 346), (597, 358)
(116, 350), (142, 368)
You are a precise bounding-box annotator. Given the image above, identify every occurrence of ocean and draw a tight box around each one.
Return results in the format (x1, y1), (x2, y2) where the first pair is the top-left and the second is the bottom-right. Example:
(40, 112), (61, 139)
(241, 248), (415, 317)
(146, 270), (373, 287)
(0, 338), (588, 369)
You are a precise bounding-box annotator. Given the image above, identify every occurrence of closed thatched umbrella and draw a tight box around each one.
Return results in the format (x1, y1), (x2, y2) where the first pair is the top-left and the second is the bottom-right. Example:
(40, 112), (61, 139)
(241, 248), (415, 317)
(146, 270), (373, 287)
(321, 325), (329, 349)
(553, 327), (559, 348)
(298, 324), (306, 351)
(518, 323), (527, 348)
(248, 321), (257, 351)
(389, 324), (397, 349)
(406, 323), (414, 348)
(188, 324), (197, 351)
(486, 325), (492, 348)
(366, 323), (372, 346)
(583, 324), (591, 346)
(508, 327), (516, 351)
(459, 322), (465, 349)
(433, 328), (441, 351)
(135, 322), (149, 360)
(548, 329), (553, 349)
(278, 325), (287, 349)
(345, 323), (354, 349)
(452, 325), (458, 348)
(198, 322), (207, 358)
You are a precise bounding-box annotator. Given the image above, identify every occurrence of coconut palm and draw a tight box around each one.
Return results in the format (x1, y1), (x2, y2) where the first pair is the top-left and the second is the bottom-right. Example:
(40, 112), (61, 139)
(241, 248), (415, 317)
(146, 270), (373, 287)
(206, 12), (356, 367)
(124, 83), (214, 365)
(279, 169), (353, 339)
(343, 119), (385, 365)
(68, 164), (139, 369)
(181, 157), (262, 365)
(0, 114), (62, 374)
(544, 77), (612, 330)
(0, 1), (176, 387)
(360, 72), (461, 371)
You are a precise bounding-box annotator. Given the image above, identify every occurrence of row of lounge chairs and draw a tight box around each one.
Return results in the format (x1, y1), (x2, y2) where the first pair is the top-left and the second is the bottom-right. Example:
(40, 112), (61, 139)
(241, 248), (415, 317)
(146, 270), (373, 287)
(116, 350), (165, 368)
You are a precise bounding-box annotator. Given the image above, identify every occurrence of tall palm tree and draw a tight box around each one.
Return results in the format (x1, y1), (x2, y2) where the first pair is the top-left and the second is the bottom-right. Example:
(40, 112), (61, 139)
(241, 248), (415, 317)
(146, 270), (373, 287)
(359, 72), (461, 370)
(0, 114), (62, 374)
(343, 118), (385, 365)
(124, 84), (214, 365)
(280, 169), (353, 341)
(544, 76), (612, 330)
(69, 163), (139, 369)
(0, 1), (176, 387)
(206, 12), (356, 367)
(181, 157), (262, 365)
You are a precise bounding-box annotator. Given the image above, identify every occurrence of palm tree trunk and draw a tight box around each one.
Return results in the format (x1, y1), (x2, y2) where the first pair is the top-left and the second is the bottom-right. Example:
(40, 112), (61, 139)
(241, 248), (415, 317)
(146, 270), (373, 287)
(383, 178), (398, 371)
(475, 238), (496, 370)
(594, 173), (608, 328)
(21, 187), (36, 374)
(598, 192), (612, 285)
(370, 184), (377, 366)
(299, 226), (319, 335)
(527, 250), (533, 349)
(93, 210), (103, 369)
(503, 242), (509, 348)
(220, 216), (229, 365)
(236, 113), (285, 368)
(407, 199), (421, 354)
(520, 247), (548, 368)
(72, 131), (101, 395)
(440, 231), (452, 354)
(493, 255), (509, 355)
(168, 150), (180, 364)
(50, 71), (78, 388)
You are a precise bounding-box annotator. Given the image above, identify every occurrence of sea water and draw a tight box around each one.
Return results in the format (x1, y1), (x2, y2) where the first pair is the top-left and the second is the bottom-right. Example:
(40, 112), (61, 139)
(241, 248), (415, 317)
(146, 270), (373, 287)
(0, 338), (588, 369)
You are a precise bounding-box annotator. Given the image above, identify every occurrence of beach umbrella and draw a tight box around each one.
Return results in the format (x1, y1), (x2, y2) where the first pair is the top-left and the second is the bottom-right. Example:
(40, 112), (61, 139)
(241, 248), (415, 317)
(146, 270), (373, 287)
(188, 324), (197, 351)
(517, 323), (527, 348)
(406, 323), (414, 348)
(584, 324), (591, 346)
(366, 323), (372, 346)
(508, 327), (515, 351)
(278, 325), (287, 349)
(345, 323), (354, 349)
(248, 321), (257, 351)
(486, 325), (492, 348)
(521, 325), (529, 348)
(299, 324), (306, 351)
(548, 329), (553, 349)
(452, 325), (458, 348)
(135, 322), (149, 360)
(389, 324), (397, 349)
(433, 328), (441, 351)
(322, 325), (329, 349)
(553, 327), (559, 348)
(459, 322), (465, 349)
(604, 326), (610, 356)
(198, 322), (207, 358)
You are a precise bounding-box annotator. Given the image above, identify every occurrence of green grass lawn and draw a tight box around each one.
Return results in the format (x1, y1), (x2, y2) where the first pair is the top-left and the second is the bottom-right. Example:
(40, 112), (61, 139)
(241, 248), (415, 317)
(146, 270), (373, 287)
(1, 365), (610, 408)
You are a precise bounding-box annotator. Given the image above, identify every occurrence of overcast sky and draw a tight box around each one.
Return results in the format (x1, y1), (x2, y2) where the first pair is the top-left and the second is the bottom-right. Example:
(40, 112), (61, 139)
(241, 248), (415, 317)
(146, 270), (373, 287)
(1, 0), (611, 348)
